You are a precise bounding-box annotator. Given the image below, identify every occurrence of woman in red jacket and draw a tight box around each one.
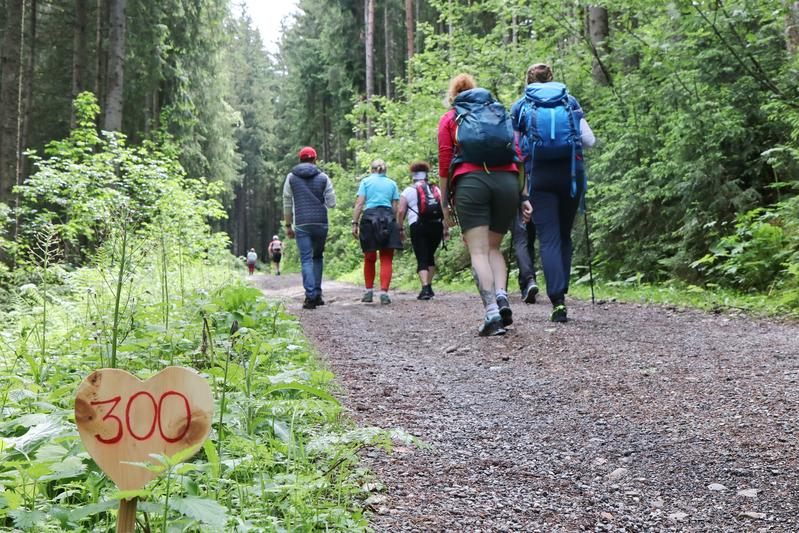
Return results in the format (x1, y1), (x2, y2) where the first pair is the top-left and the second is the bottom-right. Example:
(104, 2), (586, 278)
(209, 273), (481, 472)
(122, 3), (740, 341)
(438, 73), (532, 337)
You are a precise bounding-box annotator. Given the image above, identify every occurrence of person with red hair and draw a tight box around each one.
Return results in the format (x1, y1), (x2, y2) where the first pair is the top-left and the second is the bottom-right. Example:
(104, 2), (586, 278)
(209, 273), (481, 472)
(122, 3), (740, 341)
(438, 74), (532, 336)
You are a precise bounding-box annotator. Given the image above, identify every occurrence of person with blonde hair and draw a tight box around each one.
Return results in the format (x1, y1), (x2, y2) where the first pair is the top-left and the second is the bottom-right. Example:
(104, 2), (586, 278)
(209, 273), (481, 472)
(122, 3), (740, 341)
(352, 159), (402, 304)
(511, 63), (596, 322)
(438, 73), (532, 336)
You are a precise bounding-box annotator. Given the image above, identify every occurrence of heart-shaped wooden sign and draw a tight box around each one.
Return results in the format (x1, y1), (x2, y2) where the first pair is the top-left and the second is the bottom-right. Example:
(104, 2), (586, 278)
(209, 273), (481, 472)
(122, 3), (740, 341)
(74, 367), (213, 491)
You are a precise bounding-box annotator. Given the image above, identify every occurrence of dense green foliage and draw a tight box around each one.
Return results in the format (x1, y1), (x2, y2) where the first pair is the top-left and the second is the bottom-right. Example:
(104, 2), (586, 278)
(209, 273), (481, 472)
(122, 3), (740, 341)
(0, 261), (397, 530)
(0, 93), (402, 529)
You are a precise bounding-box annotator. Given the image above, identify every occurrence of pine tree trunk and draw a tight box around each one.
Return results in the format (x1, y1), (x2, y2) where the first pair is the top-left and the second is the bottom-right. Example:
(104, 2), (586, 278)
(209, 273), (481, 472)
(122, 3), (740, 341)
(103, 0), (125, 132)
(71, 0), (88, 128)
(365, 0), (375, 138)
(512, 13), (518, 45)
(384, 3), (391, 100)
(20, 0), (36, 181)
(95, 0), (106, 112)
(788, 1), (799, 54)
(587, 5), (611, 86)
(405, 0), (414, 65)
(0, 0), (24, 205)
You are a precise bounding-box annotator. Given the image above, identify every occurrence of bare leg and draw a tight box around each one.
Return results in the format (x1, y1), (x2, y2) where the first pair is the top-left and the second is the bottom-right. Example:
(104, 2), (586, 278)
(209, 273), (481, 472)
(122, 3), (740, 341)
(418, 269), (430, 285)
(487, 231), (507, 293)
(428, 266), (436, 283)
(463, 226), (497, 313)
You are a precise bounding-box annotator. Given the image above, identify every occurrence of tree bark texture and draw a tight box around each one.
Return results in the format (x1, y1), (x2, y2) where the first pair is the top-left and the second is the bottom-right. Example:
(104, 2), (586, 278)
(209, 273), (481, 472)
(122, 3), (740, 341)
(788, 1), (799, 54)
(71, 0), (89, 128)
(384, 2), (391, 100)
(0, 0), (24, 205)
(104, 0), (126, 132)
(405, 0), (414, 63)
(364, 0), (375, 138)
(95, 0), (106, 109)
(587, 5), (611, 86)
(20, 0), (36, 181)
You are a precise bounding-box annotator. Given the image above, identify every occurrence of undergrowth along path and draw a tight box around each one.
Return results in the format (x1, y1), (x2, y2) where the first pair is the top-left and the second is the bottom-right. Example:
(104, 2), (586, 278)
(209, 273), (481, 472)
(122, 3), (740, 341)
(254, 273), (799, 532)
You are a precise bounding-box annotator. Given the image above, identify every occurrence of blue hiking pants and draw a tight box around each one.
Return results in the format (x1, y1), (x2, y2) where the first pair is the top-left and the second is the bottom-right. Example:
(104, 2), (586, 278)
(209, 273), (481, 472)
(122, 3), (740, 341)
(531, 162), (582, 305)
(294, 224), (328, 299)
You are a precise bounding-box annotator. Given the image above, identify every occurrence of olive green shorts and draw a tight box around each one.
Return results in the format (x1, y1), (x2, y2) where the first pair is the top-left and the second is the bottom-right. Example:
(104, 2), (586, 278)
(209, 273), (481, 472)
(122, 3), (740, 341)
(453, 171), (519, 233)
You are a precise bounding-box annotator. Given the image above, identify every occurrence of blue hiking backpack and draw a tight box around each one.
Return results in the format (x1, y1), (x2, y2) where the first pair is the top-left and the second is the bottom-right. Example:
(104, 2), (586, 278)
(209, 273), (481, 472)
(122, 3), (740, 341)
(451, 88), (518, 173)
(516, 82), (583, 196)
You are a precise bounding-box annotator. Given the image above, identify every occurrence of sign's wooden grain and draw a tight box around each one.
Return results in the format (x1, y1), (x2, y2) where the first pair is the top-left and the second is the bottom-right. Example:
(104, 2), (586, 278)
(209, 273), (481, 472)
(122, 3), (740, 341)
(74, 367), (213, 491)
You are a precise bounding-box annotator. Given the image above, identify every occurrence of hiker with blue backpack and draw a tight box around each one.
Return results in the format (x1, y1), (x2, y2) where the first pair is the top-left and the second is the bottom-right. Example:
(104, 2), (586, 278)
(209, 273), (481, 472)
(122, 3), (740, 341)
(397, 161), (449, 300)
(511, 63), (596, 322)
(438, 73), (532, 337)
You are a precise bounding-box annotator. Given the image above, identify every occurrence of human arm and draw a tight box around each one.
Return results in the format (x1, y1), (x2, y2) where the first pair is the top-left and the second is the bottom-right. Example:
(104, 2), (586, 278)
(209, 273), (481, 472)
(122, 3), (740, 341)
(398, 195), (408, 241)
(440, 176), (456, 228)
(282, 176), (295, 239)
(437, 112), (454, 180)
(580, 118), (596, 148)
(323, 175), (337, 207)
(352, 195), (365, 237)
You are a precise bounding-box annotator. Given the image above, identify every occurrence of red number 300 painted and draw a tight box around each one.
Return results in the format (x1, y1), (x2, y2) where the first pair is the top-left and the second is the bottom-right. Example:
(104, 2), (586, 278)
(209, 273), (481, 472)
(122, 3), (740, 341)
(90, 391), (191, 444)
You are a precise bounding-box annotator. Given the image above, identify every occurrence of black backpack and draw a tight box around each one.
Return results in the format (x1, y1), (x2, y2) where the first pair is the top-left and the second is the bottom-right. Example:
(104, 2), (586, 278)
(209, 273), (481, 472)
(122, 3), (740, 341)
(414, 182), (443, 222)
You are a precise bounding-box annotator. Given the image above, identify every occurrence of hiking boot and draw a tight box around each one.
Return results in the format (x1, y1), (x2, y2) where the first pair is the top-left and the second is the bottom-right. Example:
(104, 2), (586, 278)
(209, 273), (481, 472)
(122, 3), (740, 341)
(550, 304), (568, 323)
(314, 295), (325, 306)
(522, 281), (539, 304)
(361, 291), (373, 303)
(380, 293), (391, 305)
(302, 297), (316, 310)
(417, 287), (431, 300)
(496, 294), (513, 326)
(479, 316), (506, 337)
(427, 285), (435, 297)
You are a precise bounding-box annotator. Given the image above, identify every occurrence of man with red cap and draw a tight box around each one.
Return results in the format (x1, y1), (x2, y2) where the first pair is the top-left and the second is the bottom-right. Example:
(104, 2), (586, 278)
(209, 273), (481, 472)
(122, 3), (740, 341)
(283, 147), (337, 309)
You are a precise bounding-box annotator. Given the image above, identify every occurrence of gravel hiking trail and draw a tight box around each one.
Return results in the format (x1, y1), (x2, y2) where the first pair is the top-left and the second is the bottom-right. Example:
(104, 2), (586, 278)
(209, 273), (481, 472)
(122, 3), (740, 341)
(253, 273), (799, 532)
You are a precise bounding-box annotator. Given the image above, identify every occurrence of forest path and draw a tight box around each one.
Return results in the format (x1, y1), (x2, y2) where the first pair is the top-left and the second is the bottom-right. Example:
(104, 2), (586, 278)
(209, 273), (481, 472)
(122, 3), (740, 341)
(253, 273), (799, 532)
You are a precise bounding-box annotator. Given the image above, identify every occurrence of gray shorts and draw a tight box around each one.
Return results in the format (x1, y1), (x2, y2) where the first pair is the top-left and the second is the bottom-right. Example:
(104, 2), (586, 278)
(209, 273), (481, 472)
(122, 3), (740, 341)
(454, 171), (520, 233)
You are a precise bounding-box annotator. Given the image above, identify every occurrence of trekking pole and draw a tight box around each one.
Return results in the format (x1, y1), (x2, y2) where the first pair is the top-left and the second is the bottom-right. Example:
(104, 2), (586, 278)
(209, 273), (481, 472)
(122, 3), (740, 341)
(583, 209), (596, 305)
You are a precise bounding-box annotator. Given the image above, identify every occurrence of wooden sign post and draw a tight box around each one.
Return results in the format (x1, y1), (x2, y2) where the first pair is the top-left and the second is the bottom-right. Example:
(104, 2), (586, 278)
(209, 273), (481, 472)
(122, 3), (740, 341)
(74, 367), (213, 532)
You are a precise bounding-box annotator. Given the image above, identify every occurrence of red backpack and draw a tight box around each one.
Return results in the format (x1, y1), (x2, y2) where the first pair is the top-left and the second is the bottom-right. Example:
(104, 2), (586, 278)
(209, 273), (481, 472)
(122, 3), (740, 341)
(415, 182), (443, 222)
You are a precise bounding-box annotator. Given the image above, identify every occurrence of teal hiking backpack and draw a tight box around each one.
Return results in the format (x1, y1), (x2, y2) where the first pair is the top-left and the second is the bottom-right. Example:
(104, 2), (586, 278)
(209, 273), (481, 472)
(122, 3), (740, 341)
(516, 82), (583, 196)
(451, 88), (518, 173)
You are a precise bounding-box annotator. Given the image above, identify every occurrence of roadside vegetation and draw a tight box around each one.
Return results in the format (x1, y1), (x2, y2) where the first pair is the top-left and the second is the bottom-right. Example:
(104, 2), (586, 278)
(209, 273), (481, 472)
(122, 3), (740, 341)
(0, 96), (402, 531)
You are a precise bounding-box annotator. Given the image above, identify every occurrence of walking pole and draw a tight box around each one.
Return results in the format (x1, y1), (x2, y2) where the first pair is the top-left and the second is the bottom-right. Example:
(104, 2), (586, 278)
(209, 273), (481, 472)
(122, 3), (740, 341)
(583, 209), (596, 305)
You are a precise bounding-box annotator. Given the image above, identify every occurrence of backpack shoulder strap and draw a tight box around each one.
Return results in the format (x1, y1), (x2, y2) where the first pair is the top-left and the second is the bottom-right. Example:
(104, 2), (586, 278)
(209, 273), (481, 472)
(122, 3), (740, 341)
(416, 182), (427, 214)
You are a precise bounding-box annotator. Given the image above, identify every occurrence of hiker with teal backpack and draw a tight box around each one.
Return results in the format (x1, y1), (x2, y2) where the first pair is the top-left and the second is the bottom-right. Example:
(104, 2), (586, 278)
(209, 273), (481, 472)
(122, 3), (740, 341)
(511, 64), (596, 322)
(397, 161), (449, 300)
(438, 73), (532, 337)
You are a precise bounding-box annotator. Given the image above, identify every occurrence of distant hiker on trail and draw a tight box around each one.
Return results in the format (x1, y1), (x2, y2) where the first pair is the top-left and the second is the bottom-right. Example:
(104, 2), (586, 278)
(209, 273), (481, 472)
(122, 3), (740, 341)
(246, 248), (257, 275)
(283, 146), (336, 310)
(268, 235), (283, 276)
(512, 63), (596, 322)
(352, 159), (402, 305)
(397, 161), (448, 300)
(438, 73), (531, 337)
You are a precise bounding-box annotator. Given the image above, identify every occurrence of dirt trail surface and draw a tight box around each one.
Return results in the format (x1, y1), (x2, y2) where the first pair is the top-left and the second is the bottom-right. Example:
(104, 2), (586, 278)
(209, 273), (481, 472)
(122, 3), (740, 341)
(253, 273), (799, 532)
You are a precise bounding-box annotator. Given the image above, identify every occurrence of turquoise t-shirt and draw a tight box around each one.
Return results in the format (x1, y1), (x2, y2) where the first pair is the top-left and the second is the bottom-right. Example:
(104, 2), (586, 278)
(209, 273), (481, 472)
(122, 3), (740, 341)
(357, 173), (400, 209)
